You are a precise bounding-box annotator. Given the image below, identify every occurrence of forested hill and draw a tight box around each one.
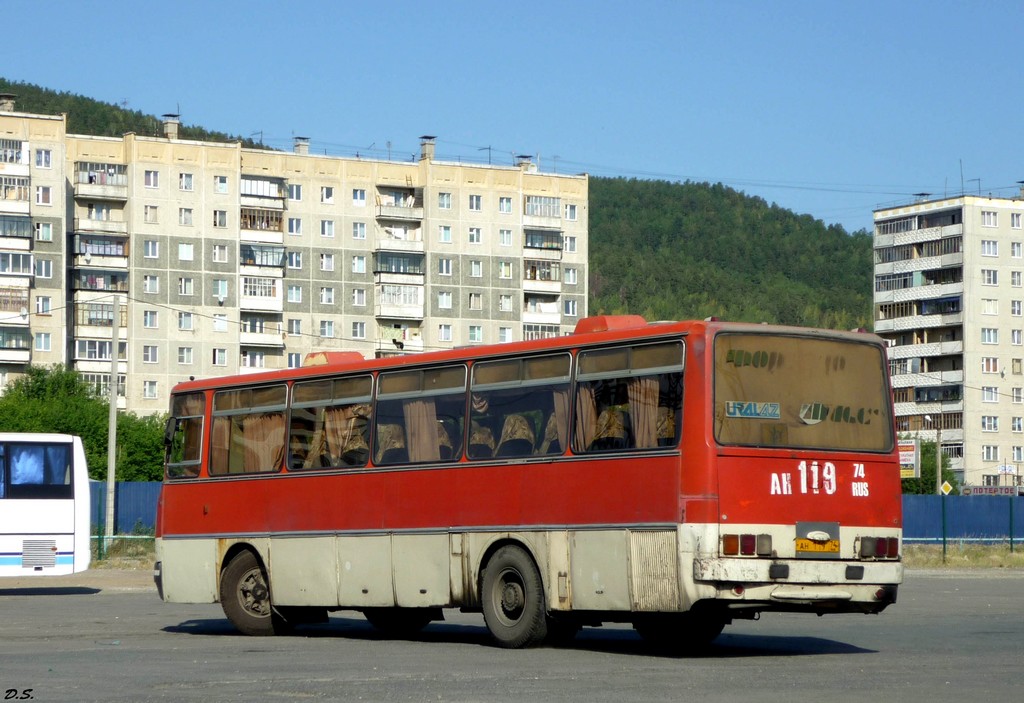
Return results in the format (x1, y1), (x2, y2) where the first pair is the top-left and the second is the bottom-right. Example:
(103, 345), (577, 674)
(2, 77), (874, 330)
(588, 178), (874, 329)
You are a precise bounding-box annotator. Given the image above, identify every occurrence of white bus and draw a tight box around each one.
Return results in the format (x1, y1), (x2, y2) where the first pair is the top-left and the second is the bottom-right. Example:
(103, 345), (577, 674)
(0, 434), (91, 576)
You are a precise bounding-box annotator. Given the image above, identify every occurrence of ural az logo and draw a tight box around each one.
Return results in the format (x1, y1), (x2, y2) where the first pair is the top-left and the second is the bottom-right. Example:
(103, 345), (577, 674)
(725, 401), (781, 419)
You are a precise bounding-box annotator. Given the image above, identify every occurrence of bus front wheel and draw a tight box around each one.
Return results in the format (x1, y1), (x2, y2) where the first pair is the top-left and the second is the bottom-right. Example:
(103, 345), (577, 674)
(220, 550), (282, 636)
(481, 545), (548, 648)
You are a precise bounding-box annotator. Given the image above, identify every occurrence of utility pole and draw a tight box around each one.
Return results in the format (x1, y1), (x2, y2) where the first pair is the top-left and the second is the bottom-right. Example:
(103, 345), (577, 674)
(104, 294), (120, 551)
(935, 422), (943, 495)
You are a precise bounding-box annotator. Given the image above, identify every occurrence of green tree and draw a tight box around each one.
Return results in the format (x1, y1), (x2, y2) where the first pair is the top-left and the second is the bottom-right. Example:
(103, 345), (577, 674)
(0, 365), (165, 481)
(901, 439), (958, 495)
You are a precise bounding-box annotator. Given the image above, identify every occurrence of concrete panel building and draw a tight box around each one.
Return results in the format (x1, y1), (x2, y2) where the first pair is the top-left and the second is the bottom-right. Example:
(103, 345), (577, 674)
(1, 97), (588, 416)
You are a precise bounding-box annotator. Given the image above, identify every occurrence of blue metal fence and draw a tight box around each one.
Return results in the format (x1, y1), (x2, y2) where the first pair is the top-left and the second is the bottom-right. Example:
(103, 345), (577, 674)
(88, 483), (1023, 544)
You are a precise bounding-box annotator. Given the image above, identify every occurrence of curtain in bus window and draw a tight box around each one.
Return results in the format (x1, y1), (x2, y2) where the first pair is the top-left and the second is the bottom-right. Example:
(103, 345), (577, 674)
(403, 399), (440, 463)
(628, 377), (659, 448)
(242, 413), (286, 472)
(574, 384), (597, 451)
(323, 404), (370, 466)
(211, 418), (231, 474)
(540, 389), (570, 454)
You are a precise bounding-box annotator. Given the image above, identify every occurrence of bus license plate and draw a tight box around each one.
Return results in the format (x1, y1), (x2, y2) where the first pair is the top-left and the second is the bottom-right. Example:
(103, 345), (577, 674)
(795, 538), (839, 554)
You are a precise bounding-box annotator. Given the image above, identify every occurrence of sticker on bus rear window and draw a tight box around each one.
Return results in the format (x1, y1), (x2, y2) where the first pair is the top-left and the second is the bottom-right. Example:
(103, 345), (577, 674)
(725, 401), (781, 419)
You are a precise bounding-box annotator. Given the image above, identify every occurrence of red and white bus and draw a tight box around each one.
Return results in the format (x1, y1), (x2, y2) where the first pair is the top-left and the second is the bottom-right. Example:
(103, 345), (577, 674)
(155, 315), (902, 648)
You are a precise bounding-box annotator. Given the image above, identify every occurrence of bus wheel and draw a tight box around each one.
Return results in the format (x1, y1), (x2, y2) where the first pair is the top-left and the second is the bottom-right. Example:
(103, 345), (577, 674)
(220, 551), (278, 636)
(482, 545), (548, 648)
(363, 607), (441, 636)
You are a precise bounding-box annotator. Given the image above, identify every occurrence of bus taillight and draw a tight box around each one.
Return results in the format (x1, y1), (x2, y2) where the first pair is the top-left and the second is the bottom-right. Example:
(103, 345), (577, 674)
(859, 536), (900, 559)
(722, 533), (773, 557)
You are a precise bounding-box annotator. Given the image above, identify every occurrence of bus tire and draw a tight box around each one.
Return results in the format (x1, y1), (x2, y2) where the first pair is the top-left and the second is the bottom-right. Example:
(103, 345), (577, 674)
(363, 607), (441, 636)
(481, 545), (548, 648)
(220, 550), (279, 636)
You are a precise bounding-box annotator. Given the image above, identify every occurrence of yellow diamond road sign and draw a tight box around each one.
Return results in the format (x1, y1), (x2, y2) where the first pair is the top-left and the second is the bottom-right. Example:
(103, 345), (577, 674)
(941, 481), (953, 495)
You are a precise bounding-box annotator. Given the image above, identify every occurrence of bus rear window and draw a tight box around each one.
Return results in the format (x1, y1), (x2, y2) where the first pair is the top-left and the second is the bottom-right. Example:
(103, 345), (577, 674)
(714, 333), (893, 452)
(0, 442), (73, 499)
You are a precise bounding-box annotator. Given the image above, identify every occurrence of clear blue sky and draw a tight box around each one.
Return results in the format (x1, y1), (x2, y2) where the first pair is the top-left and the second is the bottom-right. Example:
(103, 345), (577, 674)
(5, 0), (1023, 233)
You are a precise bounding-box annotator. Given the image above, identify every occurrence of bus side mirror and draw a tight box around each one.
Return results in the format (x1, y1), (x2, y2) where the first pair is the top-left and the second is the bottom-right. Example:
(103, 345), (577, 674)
(164, 417), (179, 446)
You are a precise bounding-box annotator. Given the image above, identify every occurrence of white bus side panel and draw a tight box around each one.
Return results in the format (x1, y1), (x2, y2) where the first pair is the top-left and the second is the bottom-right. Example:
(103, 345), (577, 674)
(269, 536), (339, 606)
(569, 530), (632, 611)
(393, 533), (450, 607)
(156, 538), (218, 603)
(336, 535), (393, 607)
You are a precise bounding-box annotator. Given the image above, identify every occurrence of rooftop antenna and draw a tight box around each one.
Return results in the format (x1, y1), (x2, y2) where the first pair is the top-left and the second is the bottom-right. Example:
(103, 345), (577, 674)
(967, 178), (980, 195)
(478, 145), (492, 164)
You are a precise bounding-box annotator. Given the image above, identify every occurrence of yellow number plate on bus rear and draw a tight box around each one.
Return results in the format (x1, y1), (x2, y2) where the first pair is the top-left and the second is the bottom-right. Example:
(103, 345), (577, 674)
(795, 538), (839, 553)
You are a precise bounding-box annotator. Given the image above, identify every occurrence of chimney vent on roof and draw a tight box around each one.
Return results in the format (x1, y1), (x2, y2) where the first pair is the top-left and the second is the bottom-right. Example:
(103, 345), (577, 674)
(161, 114), (180, 140)
(0, 94), (16, 112)
(419, 135), (436, 161)
(294, 136), (310, 155)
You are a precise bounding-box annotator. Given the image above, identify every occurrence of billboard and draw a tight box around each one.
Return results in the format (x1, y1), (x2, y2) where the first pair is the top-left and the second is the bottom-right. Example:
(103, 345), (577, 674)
(899, 437), (919, 479)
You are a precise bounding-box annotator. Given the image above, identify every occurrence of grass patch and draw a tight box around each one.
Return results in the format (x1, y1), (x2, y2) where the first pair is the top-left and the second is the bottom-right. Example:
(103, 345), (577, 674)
(903, 543), (1024, 569)
(91, 535), (155, 570)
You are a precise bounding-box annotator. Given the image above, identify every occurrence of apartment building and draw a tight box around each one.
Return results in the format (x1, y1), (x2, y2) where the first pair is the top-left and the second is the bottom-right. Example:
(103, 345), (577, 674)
(874, 192), (1024, 488)
(1, 96), (589, 416)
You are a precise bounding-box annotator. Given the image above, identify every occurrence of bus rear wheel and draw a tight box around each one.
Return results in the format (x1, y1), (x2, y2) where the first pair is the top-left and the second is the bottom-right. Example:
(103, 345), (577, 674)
(481, 545), (548, 648)
(220, 550), (283, 636)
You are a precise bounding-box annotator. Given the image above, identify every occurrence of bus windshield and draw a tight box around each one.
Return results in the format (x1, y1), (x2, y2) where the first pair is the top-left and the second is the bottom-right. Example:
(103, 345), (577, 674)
(714, 332), (893, 452)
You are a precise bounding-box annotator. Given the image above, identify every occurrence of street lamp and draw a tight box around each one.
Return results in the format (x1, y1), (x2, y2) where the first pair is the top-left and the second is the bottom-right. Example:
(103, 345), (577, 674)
(925, 414), (942, 495)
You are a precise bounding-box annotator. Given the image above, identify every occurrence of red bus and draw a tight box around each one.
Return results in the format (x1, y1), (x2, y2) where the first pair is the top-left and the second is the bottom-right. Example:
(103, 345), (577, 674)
(155, 315), (902, 649)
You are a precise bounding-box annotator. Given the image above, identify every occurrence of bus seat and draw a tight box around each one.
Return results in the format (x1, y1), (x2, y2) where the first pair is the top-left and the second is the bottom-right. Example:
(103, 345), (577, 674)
(496, 414), (535, 457)
(657, 406), (677, 447)
(375, 423), (408, 464)
(437, 423), (454, 460)
(469, 425), (495, 459)
(538, 413), (562, 455)
(590, 409), (627, 450)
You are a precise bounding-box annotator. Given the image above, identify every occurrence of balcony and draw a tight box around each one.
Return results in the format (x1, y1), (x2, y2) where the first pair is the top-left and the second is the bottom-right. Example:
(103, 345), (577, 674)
(240, 176), (286, 209)
(74, 163), (128, 201)
(75, 217), (128, 235)
(376, 188), (423, 222)
(0, 326), (31, 363)
(375, 326), (424, 354)
(887, 340), (963, 359)
(374, 284), (424, 320)
(240, 331), (286, 348)
(240, 208), (284, 244)
(375, 226), (424, 253)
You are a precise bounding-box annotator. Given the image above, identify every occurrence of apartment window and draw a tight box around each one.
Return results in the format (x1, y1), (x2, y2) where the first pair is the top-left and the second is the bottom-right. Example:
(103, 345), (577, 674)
(469, 227), (482, 244)
(320, 320), (335, 338)
(498, 327), (512, 343)
(1015, 330), (1023, 346)
(982, 211), (998, 227)
(288, 184), (302, 201)
(321, 186), (334, 203)
(178, 347), (193, 365)
(983, 299), (999, 315)
(983, 386), (999, 402)
(145, 205), (158, 224)
(564, 299), (578, 316)
(1013, 271), (1023, 287)
(214, 175), (228, 193)
(213, 210), (227, 227)
(212, 348), (227, 366)
(179, 173), (193, 191)
(1015, 301), (1023, 317)
(351, 321), (366, 339)
(497, 261), (511, 279)
(178, 312), (194, 331)
(468, 325), (483, 343)
(982, 416), (999, 432)
(143, 345), (159, 364)
(565, 203), (578, 220)
(470, 260), (482, 277)
(212, 279), (228, 301)
(1013, 214), (1023, 229)
(352, 222), (366, 240)
(35, 186), (51, 205)
(287, 285), (302, 303)
(287, 251), (302, 269)
(320, 253), (335, 271)
(438, 291), (452, 309)
(438, 192), (452, 209)
(178, 243), (194, 261)
(241, 351), (265, 369)
(288, 319), (302, 336)
(982, 269), (998, 286)
(565, 267), (578, 285)
(499, 196), (512, 214)
(982, 357), (999, 374)
(288, 217), (302, 235)
(143, 310), (158, 328)
(213, 244), (228, 263)
(144, 170), (159, 188)
(982, 445), (1000, 462)
(35, 296), (51, 314)
(34, 333), (50, 352)
(178, 277), (194, 296)
(1015, 446), (1024, 462)
(35, 149), (51, 168)
(144, 381), (158, 399)
(469, 194), (482, 211)
(1015, 359), (1023, 375)
(1015, 388), (1024, 404)
(35, 260), (52, 279)
(469, 292), (482, 310)
(213, 315), (228, 332)
(352, 256), (366, 274)
(288, 353), (302, 368)
(1015, 417), (1024, 432)
(320, 287), (335, 305)
(320, 220), (335, 237)
(564, 235), (577, 253)
(34, 222), (52, 242)
(352, 188), (366, 206)
(982, 328), (999, 344)
(439, 225), (452, 243)
(499, 294), (513, 312)
(982, 240), (998, 257)
(438, 324), (452, 342)
(138, 241), (156, 260)
(438, 258), (452, 276)
(499, 229), (512, 247)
